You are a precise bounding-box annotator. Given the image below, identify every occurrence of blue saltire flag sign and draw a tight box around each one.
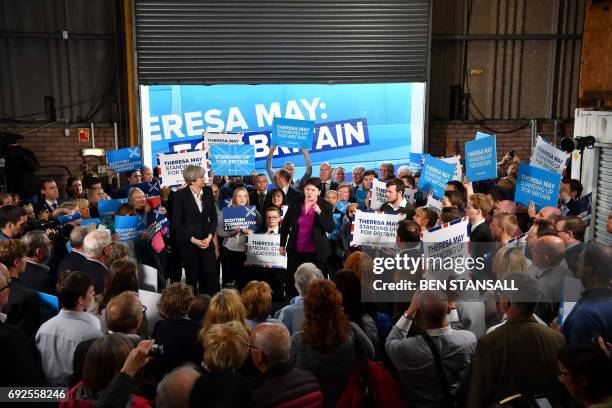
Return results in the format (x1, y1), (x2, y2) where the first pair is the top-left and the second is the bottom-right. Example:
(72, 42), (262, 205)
(210, 144), (255, 175)
(271, 117), (315, 149)
(133, 179), (161, 197)
(465, 135), (497, 181)
(106, 146), (143, 173)
(115, 215), (146, 241)
(417, 156), (456, 199)
(355, 190), (368, 210)
(336, 201), (350, 214)
(327, 213), (343, 239)
(515, 163), (561, 210)
(222, 206), (257, 231)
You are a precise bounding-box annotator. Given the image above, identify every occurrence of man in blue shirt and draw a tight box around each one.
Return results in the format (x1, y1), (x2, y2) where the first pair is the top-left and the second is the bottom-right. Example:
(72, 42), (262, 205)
(562, 242), (612, 344)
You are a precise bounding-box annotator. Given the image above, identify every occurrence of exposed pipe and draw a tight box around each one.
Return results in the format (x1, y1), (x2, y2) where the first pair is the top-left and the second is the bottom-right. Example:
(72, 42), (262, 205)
(432, 33), (582, 41)
(91, 122), (95, 148)
(548, 0), (563, 119)
(123, 0), (137, 147)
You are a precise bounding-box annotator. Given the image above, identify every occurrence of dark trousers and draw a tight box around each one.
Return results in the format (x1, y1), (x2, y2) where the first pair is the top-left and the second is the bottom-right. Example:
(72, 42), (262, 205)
(181, 243), (218, 295)
(286, 251), (322, 299)
(252, 265), (286, 302)
(220, 247), (247, 290)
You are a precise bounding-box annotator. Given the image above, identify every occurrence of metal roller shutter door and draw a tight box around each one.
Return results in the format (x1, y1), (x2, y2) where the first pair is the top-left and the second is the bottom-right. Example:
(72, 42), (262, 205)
(594, 146), (612, 245)
(134, 0), (430, 84)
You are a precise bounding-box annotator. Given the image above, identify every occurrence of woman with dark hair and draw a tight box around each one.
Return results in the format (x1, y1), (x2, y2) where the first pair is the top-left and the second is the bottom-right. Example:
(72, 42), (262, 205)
(557, 341), (612, 407)
(291, 280), (374, 407)
(332, 270), (381, 357)
(265, 187), (286, 212)
(63, 334), (151, 407)
(280, 177), (334, 297)
(94, 259), (148, 337)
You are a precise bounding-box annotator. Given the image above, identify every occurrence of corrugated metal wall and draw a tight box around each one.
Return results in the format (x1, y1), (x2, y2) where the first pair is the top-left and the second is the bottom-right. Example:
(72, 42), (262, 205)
(0, 0), (125, 125)
(430, 0), (585, 121)
(134, 0), (431, 84)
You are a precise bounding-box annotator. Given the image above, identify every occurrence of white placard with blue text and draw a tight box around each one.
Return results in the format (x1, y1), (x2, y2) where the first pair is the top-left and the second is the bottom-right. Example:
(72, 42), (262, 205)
(271, 117), (315, 149)
(106, 146), (143, 173)
(210, 144), (255, 176)
(530, 136), (569, 175)
(515, 163), (561, 210)
(465, 135), (497, 181)
(417, 156), (455, 199)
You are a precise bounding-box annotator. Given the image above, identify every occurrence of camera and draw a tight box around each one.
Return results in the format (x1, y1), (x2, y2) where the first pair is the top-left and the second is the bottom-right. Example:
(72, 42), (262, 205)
(24, 219), (74, 243)
(148, 344), (164, 357)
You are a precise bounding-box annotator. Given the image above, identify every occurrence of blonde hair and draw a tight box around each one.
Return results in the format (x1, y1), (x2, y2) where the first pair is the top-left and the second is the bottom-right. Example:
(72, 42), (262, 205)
(492, 212), (519, 237)
(201, 288), (248, 343)
(74, 198), (90, 213)
(231, 187), (250, 206)
(492, 246), (528, 277)
(241, 281), (272, 321)
(469, 193), (494, 216)
(201, 321), (249, 372)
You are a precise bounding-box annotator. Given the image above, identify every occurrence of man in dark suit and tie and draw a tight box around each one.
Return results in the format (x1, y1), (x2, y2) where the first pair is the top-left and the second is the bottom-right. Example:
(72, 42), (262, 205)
(34, 178), (63, 217)
(466, 193), (493, 280)
(556, 216), (586, 276)
(81, 229), (113, 293)
(249, 173), (270, 214)
(274, 169), (302, 205)
(56, 227), (90, 275)
(21, 230), (55, 294)
(318, 162), (339, 195)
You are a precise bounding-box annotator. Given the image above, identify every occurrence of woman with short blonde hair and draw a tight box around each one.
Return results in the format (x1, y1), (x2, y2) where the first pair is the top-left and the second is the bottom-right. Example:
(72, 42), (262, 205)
(201, 321), (249, 372)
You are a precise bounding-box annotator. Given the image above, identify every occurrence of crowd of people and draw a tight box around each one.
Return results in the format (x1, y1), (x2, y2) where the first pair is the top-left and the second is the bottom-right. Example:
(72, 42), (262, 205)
(0, 147), (611, 408)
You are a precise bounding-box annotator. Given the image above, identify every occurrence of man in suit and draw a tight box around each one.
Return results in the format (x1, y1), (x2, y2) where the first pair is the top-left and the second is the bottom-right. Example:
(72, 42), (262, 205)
(249, 173), (270, 214)
(280, 177), (334, 296)
(318, 162), (338, 195)
(254, 206), (285, 301)
(379, 161), (395, 182)
(556, 216), (585, 276)
(274, 169), (302, 205)
(57, 226), (90, 274)
(82, 229), (113, 293)
(350, 166), (365, 191)
(21, 230), (54, 294)
(34, 178), (63, 216)
(0, 239), (41, 339)
(266, 146), (312, 190)
(219, 176), (252, 203)
(379, 178), (415, 218)
(0, 265), (44, 386)
(468, 273), (568, 407)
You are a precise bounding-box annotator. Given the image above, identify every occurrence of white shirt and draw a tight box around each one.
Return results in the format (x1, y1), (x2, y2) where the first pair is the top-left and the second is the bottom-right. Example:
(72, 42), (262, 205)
(267, 226), (279, 234)
(36, 310), (103, 386)
(46, 199), (58, 209)
(190, 187), (203, 212)
(470, 218), (486, 233)
(388, 197), (408, 211)
(282, 185), (290, 195)
(0, 312), (6, 323)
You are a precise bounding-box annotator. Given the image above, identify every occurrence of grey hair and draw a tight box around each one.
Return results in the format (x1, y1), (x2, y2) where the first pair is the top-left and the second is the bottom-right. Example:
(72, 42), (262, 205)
(155, 364), (201, 408)
(397, 165), (412, 177)
(22, 230), (49, 257)
(83, 229), (113, 258)
(183, 165), (206, 185)
(294, 262), (323, 296)
(127, 187), (145, 206)
(320, 161), (331, 169)
(252, 323), (291, 367)
(352, 165), (365, 173)
(69, 226), (91, 249)
(380, 161), (395, 171)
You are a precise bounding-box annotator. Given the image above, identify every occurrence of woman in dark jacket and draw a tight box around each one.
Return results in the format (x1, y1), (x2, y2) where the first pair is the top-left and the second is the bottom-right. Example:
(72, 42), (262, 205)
(280, 177), (334, 297)
(171, 165), (218, 295)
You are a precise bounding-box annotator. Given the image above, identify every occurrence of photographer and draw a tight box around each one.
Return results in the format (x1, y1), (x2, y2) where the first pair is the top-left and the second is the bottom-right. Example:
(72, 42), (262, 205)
(0, 204), (28, 240)
(21, 230), (54, 294)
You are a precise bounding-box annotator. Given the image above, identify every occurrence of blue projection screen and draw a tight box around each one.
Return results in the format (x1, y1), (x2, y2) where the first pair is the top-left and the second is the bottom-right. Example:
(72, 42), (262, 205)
(140, 83), (425, 177)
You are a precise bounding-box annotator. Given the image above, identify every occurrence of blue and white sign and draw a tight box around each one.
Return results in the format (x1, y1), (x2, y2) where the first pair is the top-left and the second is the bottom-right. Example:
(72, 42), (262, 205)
(210, 144), (255, 176)
(140, 83), (426, 176)
(133, 180), (161, 197)
(106, 146), (143, 173)
(475, 131), (495, 140)
(57, 212), (81, 224)
(465, 135), (497, 181)
(98, 198), (128, 218)
(271, 117), (315, 149)
(515, 164), (561, 210)
(222, 206), (258, 231)
(80, 218), (100, 228)
(115, 215), (146, 241)
(417, 156), (456, 199)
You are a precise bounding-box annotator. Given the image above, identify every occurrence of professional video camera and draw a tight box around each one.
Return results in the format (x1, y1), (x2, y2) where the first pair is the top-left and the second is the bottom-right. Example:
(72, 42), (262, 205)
(24, 218), (74, 243)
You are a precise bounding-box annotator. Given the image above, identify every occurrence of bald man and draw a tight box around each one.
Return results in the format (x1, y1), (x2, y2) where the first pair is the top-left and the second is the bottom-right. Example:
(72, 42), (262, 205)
(250, 323), (322, 407)
(536, 206), (562, 223)
(494, 200), (517, 215)
(532, 236), (574, 314)
(156, 365), (201, 408)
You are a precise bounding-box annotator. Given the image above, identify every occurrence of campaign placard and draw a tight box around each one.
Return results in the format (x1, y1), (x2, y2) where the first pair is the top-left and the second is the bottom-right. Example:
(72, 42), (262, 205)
(80, 218), (100, 228)
(475, 131), (494, 140)
(271, 117), (315, 149)
(98, 198), (128, 218)
(246, 234), (287, 269)
(159, 150), (206, 187)
(530, 135), (570, 175)
(115, 215), (146, 241)
(222, 206), (258, 231)
(57, 212), (81, 224)
(203, 132), (244, 145)
(404, 187), (417, 205)
(350, 211), (406, 248)
(426, 195), (443, 215)
(515, 163), (561, 210)
(210, 144), (255, 176)
(106, 146), (143, 173)
(132, 180), (161, 197)
(440, 155), (463, 182)
(465, 135), (497, 181)
(369, 179), (387, 210)
(355, 189), (368, 210)
(420, 216), (470, 259)
(417, 156), (455, 199)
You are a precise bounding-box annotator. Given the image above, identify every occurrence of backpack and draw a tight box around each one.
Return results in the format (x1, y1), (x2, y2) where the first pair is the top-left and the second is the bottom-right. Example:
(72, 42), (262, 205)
(336, 328), (405, 408)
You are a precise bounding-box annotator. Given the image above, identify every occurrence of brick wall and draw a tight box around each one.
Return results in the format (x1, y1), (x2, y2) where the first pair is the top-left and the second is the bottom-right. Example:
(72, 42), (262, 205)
(0, 126), (128, 194)
(428, 120), (575, 162)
